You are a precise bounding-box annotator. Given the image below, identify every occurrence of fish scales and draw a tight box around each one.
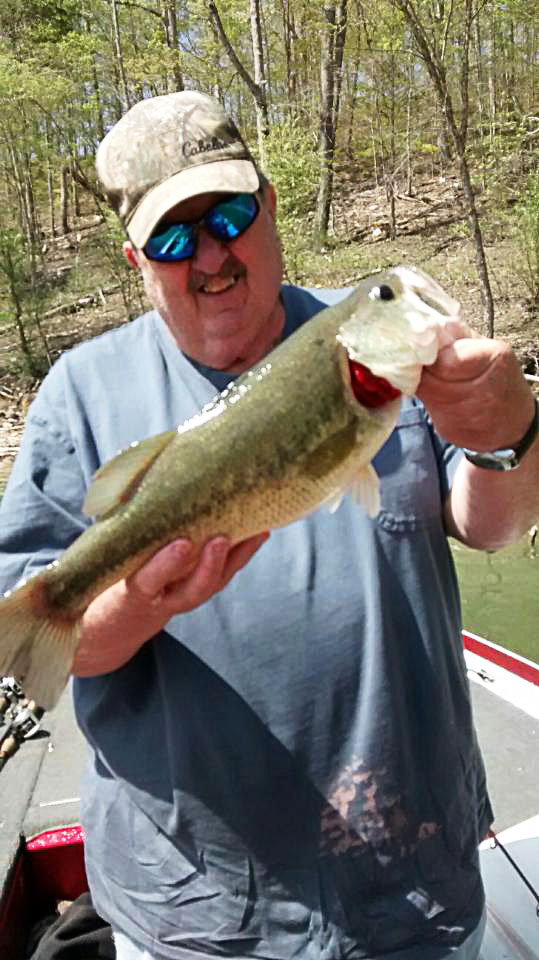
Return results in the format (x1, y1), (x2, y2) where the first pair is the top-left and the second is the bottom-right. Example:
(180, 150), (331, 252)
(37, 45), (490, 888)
(0, 266), (463, 708)
(43, 301), (364, 615)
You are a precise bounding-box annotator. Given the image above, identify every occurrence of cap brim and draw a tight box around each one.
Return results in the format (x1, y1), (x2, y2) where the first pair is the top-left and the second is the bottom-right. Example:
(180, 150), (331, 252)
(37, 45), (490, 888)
(126, 159), (260, 248)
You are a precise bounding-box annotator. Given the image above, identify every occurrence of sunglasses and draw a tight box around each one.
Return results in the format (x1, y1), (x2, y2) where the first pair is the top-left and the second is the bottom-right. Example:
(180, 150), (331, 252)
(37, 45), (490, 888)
(143, 193), (260, 263)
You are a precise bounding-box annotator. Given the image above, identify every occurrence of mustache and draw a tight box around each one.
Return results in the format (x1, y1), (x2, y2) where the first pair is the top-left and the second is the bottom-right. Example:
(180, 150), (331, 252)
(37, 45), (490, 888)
(188, 255), (246, 292)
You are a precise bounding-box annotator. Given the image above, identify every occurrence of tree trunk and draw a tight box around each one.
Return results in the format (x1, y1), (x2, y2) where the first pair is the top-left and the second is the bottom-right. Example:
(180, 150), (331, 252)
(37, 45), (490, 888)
(208, 1), (269, 161)
(207, 14), (224, 102)
(314, 0), (346, 247)
(405, 59), (414, 194)
(85, 15), (105, 142)
(3, 247), (38, 377)
(332, 0), (348, 132)
(163, 0), (184, 92)
(71, 160), (81, 218)
(44, 122), (56, 237)
(386, 178), (396, 240)
(23, 149), (40, 248)
(346, 26), (361, 160)
(60, 164), (70, 236)
(455, 139), (495, 337)
(390, 0), (495, 336)
(249, 0), (269, 163)
(111, 0), (130, 111)
(487, 11), (497, 152)
(46, 164), (56, 238)
(437, 106), (453, 167)
(281, 0), (294, 108)
(5, 134), (31, 244)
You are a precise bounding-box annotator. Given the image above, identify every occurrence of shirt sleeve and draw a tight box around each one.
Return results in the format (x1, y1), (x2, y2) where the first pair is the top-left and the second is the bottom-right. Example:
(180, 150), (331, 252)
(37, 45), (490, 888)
(426, 414), (463, 502)
(0, 367), (90, 594)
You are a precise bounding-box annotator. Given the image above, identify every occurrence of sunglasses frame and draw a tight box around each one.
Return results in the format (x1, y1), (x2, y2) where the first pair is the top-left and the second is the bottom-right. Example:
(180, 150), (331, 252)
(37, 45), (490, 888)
(143, 193), (260, 263)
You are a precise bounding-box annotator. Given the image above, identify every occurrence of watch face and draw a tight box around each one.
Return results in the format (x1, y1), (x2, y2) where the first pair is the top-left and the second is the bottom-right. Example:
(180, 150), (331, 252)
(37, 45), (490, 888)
(464, 449), (517, 471)
(463, 398), (538, 471)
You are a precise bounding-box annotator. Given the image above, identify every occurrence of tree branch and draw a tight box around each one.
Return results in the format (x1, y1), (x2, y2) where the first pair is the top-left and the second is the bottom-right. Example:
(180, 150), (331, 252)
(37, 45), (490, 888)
(207, 0), (266, 111)
(102, 0), (165, 22)
(440, 0), (454, 64)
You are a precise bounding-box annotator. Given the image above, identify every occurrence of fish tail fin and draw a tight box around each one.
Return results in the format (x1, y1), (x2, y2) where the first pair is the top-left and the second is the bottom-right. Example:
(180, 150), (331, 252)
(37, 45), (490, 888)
(0, 578), (81, 711)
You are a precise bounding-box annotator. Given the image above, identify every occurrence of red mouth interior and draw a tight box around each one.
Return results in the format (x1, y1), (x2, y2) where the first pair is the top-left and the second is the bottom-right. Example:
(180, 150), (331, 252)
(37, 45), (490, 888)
(349, 360), (401, 408)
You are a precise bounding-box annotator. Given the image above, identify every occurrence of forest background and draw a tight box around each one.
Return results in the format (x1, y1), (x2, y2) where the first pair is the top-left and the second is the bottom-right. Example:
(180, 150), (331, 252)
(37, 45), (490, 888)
(0, 0), (538, 481)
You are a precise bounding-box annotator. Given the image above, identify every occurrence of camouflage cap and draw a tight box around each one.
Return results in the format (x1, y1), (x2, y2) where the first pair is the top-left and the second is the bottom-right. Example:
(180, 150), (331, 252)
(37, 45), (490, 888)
(96, 91), (260, 248)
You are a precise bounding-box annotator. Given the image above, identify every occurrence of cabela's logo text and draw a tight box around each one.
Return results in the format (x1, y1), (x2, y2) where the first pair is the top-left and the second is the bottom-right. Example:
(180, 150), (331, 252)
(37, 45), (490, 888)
(182, 135), (239, 158)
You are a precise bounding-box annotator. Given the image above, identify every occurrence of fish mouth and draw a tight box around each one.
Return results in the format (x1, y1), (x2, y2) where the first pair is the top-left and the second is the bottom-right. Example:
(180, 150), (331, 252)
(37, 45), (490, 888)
(338, 264), (465, 398)
(412, 285), (457, 317)
(393, 266), (461, 318)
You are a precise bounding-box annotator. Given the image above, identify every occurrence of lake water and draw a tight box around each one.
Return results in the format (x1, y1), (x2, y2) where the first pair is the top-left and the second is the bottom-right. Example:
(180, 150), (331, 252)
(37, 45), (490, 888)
(450, 534), (539, 664)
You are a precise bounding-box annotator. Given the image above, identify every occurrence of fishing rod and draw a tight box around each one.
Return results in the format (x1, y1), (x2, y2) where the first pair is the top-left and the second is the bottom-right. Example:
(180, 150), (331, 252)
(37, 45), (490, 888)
(487, 829), (539, 919)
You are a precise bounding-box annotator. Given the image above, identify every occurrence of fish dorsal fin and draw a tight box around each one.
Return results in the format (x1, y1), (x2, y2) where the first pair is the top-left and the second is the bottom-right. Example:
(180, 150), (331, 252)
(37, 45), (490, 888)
(83, 430), (176, 518)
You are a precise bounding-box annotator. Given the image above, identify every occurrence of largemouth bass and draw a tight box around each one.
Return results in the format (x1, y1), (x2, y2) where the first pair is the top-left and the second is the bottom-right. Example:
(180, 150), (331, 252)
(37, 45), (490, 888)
(0, 266), (462, 709)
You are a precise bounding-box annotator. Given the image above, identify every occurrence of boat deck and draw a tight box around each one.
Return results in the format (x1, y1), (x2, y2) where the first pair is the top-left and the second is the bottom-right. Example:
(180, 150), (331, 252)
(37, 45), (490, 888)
(0, 684), (86, 899)
(470, 678), (538, 831)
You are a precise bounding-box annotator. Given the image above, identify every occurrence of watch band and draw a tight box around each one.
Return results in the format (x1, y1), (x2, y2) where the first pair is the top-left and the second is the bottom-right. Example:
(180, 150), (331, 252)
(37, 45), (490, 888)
(463, 397), (539, 471)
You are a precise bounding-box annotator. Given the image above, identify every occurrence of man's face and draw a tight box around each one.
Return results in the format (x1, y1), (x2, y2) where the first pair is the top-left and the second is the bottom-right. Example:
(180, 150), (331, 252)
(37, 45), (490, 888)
(124, 185), (284, 374)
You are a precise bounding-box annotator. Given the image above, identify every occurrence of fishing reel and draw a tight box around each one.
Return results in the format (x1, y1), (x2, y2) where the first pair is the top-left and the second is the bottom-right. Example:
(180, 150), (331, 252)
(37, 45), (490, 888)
(0, 675), (44, 770)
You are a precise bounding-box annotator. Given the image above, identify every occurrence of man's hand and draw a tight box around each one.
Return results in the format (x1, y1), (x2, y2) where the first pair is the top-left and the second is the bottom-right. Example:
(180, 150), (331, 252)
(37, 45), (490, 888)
(417, 334), (538, 550)
(417, 336), (535, 452)
(73, 533), (269, 677)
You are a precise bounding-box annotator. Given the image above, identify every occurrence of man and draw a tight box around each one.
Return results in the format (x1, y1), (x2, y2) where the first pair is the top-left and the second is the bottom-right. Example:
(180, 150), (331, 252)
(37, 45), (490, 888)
(0, 91), (537, 960)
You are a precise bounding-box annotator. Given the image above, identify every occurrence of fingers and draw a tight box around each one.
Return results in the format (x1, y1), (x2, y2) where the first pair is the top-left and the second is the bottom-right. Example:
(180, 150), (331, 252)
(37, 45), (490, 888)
(128, 533), (270, 616)
(131, 539), (195, 599)
(171, 536), (231, 611)
(162, 534), (269, 613)
(78, 534), (270, 676)
(418, 337), (535, 451)
(221, 532), (270, 585)
(423, 336), (498, 385)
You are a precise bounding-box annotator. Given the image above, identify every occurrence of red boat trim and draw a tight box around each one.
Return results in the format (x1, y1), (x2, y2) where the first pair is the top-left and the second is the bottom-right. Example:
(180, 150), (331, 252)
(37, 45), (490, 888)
(0, 828), (88, 958)
(462, 630), (539, 687)
(26, 826), (85, 851)
(25, 825), (87, 910)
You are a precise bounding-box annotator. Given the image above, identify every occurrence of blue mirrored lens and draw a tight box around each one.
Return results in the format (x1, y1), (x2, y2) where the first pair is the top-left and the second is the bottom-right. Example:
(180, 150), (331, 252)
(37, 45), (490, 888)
(206, 194), (259, 240)
(144, 224), (195, 262)
(144, 193), (259, 262)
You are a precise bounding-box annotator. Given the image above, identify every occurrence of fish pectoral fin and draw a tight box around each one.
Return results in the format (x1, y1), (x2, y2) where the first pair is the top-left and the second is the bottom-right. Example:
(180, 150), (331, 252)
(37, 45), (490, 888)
(322, 463), (381, 517)
(350, 464), (381, 518)
(83, 430), (176, 518)
(324, 490), (345, 514)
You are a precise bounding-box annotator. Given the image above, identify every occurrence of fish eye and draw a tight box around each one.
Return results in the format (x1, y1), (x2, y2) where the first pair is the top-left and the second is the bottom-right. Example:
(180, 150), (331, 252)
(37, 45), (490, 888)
(369, 283), (395, 302)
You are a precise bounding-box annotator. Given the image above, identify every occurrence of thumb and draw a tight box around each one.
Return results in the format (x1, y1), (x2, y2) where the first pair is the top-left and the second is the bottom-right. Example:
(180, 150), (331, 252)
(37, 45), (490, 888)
(425, 336), (497, 384)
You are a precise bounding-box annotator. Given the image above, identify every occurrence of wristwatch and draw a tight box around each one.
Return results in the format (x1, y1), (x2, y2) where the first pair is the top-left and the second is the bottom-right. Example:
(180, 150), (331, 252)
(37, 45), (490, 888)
(463, 398), (539, 471)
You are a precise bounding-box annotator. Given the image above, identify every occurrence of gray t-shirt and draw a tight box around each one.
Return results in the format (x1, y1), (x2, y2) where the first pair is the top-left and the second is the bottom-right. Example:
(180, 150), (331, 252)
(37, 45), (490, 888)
(0, 286), (491, 959)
